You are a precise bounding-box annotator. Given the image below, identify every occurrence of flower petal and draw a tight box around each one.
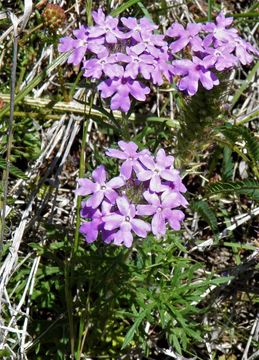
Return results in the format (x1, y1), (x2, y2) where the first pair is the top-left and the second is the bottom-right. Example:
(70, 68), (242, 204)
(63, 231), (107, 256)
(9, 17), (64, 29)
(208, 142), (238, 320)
(162, 192), (180, 208)
(120, 160), (133, 179)
(143, 191), (160, 206)
(166, 210), (185, 230)
(75, 178), (96, 195)
(116, 196), (130, 216)
(137, 170), (153, 182)
(160, 169), (178, 182)
(107, 176), (125, 189)
(131, 219), (150, 237)
(80, 221), (99, 243)
(104, 189), (118, 204)
(139, 154), (155, 170)
(103, 214), (123, 230)
(151, 212), (166, 236)
(86, 191), (104, 208)
(118, 141), (138, 154)
(150, 174), (162, 192)
(136, 204), (156, 216)
(92, 165), (107, 184)
(106, 148), (128, 159)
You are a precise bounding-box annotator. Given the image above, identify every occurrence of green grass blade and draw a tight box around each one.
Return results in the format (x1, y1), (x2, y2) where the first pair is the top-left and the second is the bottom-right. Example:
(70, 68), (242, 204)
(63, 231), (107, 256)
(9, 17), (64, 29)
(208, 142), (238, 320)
(110, 0), (141, 16)
(0, 52), (70, 119)
(231, 61), (259, 110)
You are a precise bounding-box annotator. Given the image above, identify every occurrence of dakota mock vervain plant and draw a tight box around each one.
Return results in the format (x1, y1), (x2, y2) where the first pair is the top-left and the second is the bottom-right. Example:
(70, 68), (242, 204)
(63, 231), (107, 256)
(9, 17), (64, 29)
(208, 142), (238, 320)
(75, 141), (188, 247)
(58, 8), (258, 110)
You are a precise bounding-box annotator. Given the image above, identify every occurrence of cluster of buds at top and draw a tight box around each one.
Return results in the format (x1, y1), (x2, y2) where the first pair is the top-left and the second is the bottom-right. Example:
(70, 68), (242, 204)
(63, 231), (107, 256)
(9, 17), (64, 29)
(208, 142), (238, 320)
(58, 8), (258, 112)
(42, 4), (66, 31)
(75, 141), (188, 248)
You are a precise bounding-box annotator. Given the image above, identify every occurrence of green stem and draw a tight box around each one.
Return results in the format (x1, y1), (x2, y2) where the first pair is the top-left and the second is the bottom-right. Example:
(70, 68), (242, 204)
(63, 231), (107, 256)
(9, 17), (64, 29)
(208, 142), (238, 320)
(236, 109), (259, 126)
(207, 0), (213, 21)
(0, 29), (18, 249)
(66, 93), (94, 359)
(215, 137), (259, 178)
(64, 256), (75, 358)
(68, 70), (83, 101)
(73, 94), (93, 256)
(121, 112), (130, 140)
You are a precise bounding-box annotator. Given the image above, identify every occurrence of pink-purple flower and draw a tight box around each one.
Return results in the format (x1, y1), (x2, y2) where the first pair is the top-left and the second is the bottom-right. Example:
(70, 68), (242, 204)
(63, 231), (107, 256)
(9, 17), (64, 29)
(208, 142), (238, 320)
(103, 196), (150, 247)
(75, 165), (124, 208)
(89, 8), (125, 43)
(106, 141), (150, 179)
(76, 142), (188, 247)
(172, 57), (219, 96)
(167, 22), (203, 53)
(58, 8), (258, 107)
(137, 149), (177, 192)
(137, 191), (185, 236)
(98, 76), (150, 112)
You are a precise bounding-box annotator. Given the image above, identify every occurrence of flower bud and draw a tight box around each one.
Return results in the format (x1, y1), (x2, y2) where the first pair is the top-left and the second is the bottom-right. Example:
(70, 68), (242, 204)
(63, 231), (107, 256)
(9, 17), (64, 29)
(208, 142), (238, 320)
(42, 4), (66, 31)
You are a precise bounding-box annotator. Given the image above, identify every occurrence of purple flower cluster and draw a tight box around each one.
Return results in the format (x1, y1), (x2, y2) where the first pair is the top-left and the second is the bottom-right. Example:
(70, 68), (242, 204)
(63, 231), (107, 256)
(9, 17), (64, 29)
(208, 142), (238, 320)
(75, 141), (188, 247)
(168, 12), (258, 95)
(59, 9), (258, 108)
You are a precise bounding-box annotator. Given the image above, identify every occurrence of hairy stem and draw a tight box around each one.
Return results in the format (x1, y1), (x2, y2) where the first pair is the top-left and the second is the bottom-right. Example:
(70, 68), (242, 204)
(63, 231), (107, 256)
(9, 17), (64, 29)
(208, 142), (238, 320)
(0, 28), (18, 249)
(121, 112), (130, 140)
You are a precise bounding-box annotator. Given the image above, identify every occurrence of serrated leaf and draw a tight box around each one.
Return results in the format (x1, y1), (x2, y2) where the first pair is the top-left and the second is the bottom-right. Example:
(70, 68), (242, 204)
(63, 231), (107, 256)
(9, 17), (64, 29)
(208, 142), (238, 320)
(191, 200), (219, 234)
(121, 309), (148, 349)
(222, 146), (234, 181)
(172, 334), (182, 354)
(218, 124), (259, 164)
(0, 157), (28, 179)
(207, 180), (259, 200)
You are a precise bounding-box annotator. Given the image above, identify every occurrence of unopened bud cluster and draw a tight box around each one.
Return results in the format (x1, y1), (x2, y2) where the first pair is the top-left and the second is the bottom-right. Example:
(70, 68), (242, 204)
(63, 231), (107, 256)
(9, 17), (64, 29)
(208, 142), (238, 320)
(42, 4), (66, 31)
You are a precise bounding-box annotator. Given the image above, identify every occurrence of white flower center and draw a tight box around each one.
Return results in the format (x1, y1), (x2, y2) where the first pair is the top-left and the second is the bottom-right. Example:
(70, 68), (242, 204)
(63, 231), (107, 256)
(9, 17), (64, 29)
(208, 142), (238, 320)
(78, 39), (88, 47)
(125, 216), (130, 222)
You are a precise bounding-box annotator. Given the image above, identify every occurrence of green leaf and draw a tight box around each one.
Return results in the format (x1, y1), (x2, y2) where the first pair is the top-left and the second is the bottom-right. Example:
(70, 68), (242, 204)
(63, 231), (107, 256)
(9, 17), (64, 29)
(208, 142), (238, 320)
(238, 126), (259, 163)
(210, 276), (234, 285)
(191, 200), (219, 234)
(231, 61), (259, 109)
(0, 157), (28, 179)
(121, 309), (148, 349)
(137, 2), (153, 21)
(110, 0), (140, 16)
(207, 180), (259, 200)
(222, 146), (233, 181)
(223, 242), (257, 251)
(0, 52), (70, 119)
(219, 124), (259, 163)
(172, 334), (182, 354)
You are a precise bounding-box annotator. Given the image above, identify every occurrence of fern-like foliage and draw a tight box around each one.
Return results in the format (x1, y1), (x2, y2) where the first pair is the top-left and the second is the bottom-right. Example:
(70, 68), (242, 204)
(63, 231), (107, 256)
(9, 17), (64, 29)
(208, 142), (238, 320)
(191, 200), (219, 234)
(222, 146), (234, 181)
(207, 180), (259, 200)
(176, 75), (231, 165)
(0, 117), (41, 162)
(217, 124), (259, 164)
(0, 157), (28, 180)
